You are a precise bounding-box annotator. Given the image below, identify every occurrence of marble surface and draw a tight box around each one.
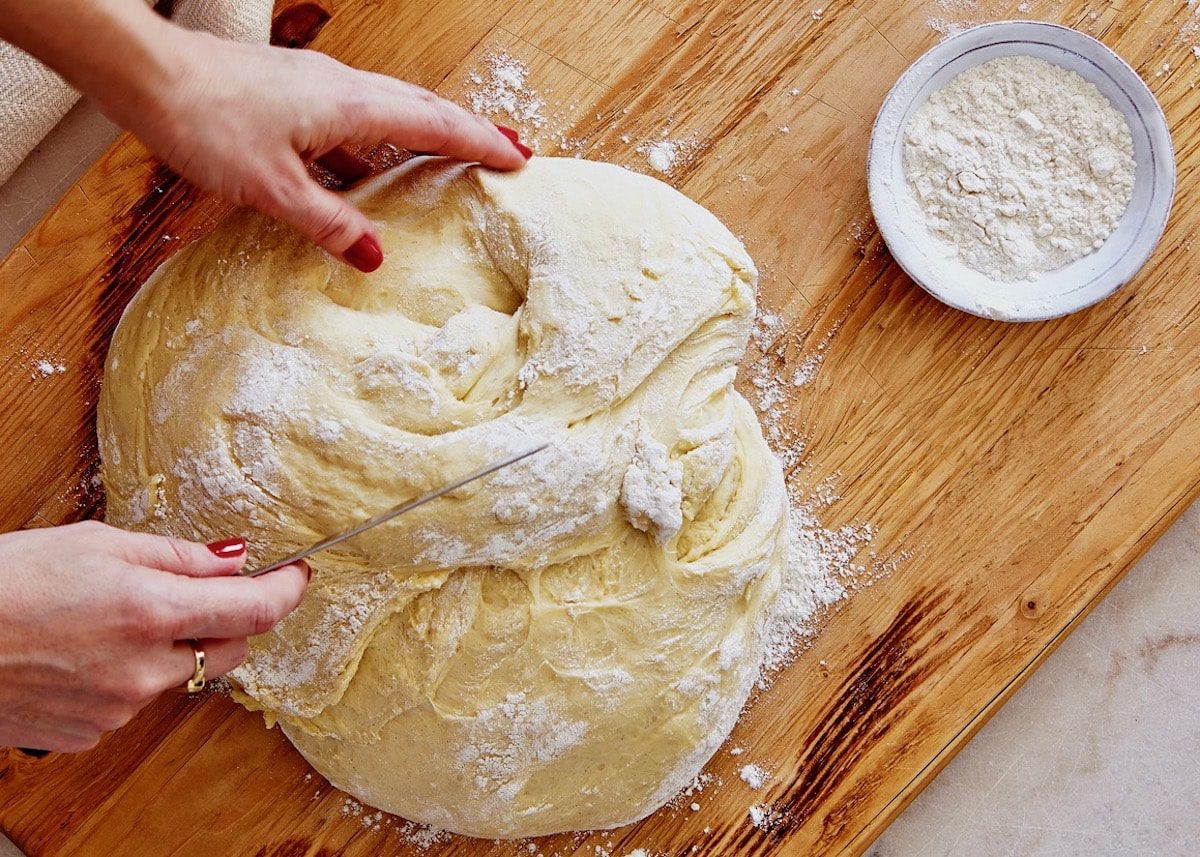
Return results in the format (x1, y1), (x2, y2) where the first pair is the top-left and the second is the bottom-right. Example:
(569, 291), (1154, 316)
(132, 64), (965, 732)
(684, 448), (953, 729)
(1, 101), (1198, 857)
(872, 502), (1200, 856)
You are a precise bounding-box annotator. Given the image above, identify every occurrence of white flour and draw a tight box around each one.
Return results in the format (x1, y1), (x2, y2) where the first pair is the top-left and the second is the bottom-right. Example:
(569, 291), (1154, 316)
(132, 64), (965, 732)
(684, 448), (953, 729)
(32, 358), (65, 378)
(738, 763), (769, 789)
(904, 56), (1135, 281)
(466, 52), (546, 129)
(620, 433), (684, 544)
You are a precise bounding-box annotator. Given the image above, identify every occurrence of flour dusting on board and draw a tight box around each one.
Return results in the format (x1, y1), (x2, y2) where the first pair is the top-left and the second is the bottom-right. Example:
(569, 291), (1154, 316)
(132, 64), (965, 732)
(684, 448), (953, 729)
(742, 304), (891, 682)
(31, 358), (66, 379)
(927, 0), (984, 37)
(637, 136), (699, 176)
(465, 52), (547, 128)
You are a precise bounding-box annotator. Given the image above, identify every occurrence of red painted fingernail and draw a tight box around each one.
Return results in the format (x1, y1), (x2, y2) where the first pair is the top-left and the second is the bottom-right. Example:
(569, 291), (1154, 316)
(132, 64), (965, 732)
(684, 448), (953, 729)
(207, 537), (246, 559)
(344, 234), (383, 273)
(495, 124), (533, 160)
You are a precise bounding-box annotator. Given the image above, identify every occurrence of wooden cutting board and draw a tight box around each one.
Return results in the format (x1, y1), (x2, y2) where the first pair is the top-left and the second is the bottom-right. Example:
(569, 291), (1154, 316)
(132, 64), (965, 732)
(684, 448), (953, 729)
(2, 0), (1198, 854)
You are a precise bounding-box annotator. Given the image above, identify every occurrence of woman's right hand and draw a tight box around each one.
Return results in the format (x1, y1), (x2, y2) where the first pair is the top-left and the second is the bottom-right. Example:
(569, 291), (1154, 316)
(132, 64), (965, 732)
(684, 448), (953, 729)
(0, 521), (308, 753)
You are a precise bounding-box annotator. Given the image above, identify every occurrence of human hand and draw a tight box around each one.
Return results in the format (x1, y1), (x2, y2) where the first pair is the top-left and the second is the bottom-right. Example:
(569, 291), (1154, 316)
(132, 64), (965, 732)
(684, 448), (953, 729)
(0, 1), (531, 270)
(102, 29), (532, 273)
(0, 521), (307, 753)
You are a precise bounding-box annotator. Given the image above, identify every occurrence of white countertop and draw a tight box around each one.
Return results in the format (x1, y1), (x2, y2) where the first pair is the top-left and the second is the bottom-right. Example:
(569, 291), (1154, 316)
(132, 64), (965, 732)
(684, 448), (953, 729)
(2, 99), (1197, 856)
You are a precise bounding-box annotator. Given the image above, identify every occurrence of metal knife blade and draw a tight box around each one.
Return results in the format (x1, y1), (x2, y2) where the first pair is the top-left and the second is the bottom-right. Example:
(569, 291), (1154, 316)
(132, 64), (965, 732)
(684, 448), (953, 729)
(242, 443), (549, 577)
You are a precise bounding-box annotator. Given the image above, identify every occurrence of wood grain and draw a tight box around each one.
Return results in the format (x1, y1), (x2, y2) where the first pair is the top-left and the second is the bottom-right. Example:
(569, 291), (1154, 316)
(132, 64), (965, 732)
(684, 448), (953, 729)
(3, 0), (1200, 854)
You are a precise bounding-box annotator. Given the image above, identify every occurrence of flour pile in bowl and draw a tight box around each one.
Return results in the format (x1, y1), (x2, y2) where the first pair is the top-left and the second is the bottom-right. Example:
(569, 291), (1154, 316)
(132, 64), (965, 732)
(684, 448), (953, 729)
(97, 156), (822, 839)
(903, 55), (1135, 281)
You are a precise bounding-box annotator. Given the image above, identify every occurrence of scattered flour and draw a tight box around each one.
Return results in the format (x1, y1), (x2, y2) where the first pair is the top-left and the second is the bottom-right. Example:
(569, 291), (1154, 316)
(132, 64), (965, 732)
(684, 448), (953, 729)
(637, 137), (698, 176)
(742, 306), (886, 682)
(904, 56), (1135, 281)
(748, 803), (782, 830)
(32, 359), (66, 379)
(739, 763), (770, 789)
(396, 820), (452, 851)
(927, 0), (982, 37)
(1181, 1), (1200, 43)
(745, 311), (838, 469)
(465, 52), (546, 128)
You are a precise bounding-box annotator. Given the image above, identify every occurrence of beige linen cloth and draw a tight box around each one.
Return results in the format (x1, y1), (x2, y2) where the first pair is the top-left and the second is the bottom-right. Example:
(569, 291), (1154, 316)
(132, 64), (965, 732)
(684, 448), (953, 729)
(0, 0), (274, 185)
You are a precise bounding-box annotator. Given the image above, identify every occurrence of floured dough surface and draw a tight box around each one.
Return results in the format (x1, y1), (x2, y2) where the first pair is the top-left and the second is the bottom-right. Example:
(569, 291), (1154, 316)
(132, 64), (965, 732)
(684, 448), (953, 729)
(99, 157), (789, 838)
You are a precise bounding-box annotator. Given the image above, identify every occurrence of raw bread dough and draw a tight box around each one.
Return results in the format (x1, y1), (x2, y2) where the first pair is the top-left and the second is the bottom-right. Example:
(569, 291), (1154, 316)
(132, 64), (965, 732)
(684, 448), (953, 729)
(99, 157), (789, 838)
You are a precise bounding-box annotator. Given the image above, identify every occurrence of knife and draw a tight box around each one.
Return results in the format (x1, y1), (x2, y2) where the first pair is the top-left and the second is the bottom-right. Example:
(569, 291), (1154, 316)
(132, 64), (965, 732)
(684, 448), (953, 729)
(242, 443), (549, 577)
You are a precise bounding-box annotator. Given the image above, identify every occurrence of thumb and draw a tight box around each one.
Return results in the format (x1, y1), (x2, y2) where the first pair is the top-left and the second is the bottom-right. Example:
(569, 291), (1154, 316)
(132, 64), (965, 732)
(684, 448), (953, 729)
(259, 160), (383, 273)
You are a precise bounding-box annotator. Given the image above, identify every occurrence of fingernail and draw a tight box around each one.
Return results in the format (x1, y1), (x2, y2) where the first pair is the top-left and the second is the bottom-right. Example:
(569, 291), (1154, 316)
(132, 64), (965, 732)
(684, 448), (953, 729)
(300, 560), (311, 581)
(206, 537), (246, 559)
(344, 234), (383, 273)
(495, 124), (533, 160)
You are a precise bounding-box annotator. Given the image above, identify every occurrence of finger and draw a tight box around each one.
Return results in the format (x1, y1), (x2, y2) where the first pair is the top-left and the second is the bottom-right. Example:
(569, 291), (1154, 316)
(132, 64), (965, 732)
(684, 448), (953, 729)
(163, 637), (249, 690)
(199, 637), (251, 678)
(258, 159), (382, 270)
(7, 706), (105, 748)
(167, 562), (309, 640)
(398, 100), (530, 169)
(12, 729), (96, 754)
(103, 528), (247, 578)
(350, 86), (530, 170)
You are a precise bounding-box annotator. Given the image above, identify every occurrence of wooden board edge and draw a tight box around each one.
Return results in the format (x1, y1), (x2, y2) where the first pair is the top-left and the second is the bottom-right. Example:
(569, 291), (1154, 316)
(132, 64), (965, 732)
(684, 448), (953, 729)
(844, 469), (1200, 855)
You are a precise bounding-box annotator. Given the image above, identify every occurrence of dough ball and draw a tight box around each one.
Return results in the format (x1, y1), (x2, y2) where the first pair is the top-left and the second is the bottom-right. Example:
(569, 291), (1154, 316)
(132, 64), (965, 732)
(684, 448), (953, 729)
(99, 157), (789, 838)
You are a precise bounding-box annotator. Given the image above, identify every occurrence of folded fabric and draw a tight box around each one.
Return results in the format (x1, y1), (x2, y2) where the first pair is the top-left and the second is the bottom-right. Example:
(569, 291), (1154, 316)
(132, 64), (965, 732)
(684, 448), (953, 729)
(0, 0), (274, 185)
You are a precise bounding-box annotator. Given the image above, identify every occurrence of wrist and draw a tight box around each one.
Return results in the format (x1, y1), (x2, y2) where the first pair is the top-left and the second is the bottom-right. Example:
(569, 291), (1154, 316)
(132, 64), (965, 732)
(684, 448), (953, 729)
(82, 10), (197, 132)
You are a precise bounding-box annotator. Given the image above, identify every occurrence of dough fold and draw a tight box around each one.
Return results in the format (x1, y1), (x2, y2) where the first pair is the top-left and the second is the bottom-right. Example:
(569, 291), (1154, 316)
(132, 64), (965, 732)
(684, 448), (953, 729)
(100, 157), (789, 838)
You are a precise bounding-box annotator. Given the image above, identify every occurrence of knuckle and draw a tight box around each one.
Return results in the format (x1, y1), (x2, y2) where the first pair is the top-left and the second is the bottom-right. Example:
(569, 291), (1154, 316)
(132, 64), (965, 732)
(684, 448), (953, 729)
(164, 538), (196, 571)
(426, 105), (454, 146)
(265, 172), (308, 215)
(121, 595), (177, 643)
(54, 736), (97, 754)
(307, 204), (353, 247)
(68, 519), (108, 543)
(304, 48), (340, 70)
(337, 96), (373, 129)
(134, 671), (162, 701)
(93, 705), (133, 733)
(230, 638), (249, 664)
(212, 639), (250, 676)
(107, 672), (158, 704)
(248, 598), (279, 637)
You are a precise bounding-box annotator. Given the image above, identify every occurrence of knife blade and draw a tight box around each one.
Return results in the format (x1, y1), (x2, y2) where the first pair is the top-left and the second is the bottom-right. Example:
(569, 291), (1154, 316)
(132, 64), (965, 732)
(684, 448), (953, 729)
(242, 443), (549, 577)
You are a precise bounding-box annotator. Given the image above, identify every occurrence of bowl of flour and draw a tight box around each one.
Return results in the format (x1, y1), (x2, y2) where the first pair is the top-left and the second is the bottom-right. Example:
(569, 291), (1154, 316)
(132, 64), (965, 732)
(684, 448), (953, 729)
(868, 21), (1174, 321)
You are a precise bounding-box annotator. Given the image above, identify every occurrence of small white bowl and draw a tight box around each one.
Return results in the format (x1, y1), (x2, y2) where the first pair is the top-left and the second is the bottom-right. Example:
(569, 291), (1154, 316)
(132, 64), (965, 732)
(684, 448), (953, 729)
(867, 21), (1175, 322)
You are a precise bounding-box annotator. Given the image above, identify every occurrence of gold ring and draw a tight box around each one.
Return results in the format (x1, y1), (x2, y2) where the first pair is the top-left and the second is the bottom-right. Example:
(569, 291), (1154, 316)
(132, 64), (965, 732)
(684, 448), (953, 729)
(185, 639), (206, 693)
